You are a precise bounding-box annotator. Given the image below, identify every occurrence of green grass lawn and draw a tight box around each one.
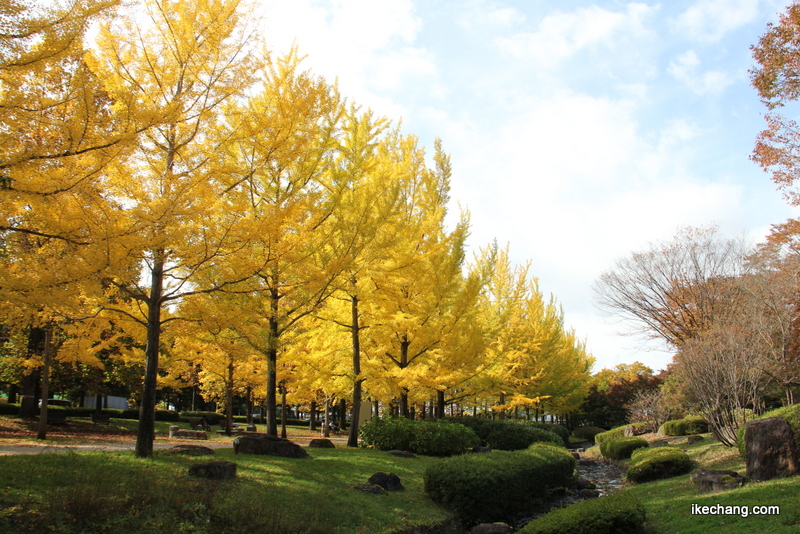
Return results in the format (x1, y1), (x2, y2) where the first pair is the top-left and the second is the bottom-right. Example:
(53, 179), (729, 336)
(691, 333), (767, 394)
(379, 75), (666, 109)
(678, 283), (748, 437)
(0, 445), (451, 534)
(620, 436), (800, 533)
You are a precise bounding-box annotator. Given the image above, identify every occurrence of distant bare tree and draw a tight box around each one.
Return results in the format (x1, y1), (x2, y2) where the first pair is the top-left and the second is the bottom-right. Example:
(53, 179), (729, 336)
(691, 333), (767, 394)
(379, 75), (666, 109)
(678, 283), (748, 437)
(593, 226), (750, 349)
(626, 389), (670, 433)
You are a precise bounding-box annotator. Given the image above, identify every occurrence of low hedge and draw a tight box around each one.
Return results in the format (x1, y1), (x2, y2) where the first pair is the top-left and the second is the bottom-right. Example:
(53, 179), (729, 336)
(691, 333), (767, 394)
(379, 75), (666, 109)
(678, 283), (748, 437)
(359, 418), (479, 456)
(658, 416), (707, 436)
(594, 426), (627, 444)
(626, 446), (692, 483)
(736, 404), (800, 456)
(599, 437), (648, 461)
(517, 492), (646, 534)
(443, 418), (564, 450)
(424, 443), (576, 525)
(572, 426), (606, 443)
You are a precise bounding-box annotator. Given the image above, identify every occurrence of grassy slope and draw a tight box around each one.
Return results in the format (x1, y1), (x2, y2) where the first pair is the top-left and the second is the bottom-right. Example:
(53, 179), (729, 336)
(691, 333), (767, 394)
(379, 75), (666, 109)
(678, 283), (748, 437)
(620, 436), (800, 533)
(0, 444), (450, 533)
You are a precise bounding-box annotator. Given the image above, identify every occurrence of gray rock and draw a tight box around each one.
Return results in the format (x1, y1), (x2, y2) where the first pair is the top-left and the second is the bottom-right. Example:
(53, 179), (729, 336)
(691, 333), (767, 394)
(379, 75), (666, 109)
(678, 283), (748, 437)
(576, 489), (600, 499)
(233, 434), (309, 458)
(368, 472), (403, 491)
(687, 435), (703, 445)
(308, 438), (336, 448)
(650, 440), (669, 448)
(188, 460), (236, 480)
(690, 470), (747, 494)
(575, 476), (596, 490)
(472, 446), (492, 453)
(745, 417), (799, 481)
(169, 427), (208, 440)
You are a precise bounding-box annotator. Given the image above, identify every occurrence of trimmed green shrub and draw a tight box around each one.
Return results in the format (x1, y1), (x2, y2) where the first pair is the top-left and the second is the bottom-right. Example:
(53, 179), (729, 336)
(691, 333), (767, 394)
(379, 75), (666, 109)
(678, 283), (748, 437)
(626, 446), (692, 483)
(659, 416), (708, 436)
(736, 404), (800, 456)
(594, 426), (627, 444)
(410, 421), (480, 456)
(424, 444), (576, 525)
(359, 417), (416, 451)
(444, 418), (564, 450)
(525, 421), (571, 444)
(517, 492), (646, 534)
(599, 437), (648, 461)
(572, 426), (606, 443)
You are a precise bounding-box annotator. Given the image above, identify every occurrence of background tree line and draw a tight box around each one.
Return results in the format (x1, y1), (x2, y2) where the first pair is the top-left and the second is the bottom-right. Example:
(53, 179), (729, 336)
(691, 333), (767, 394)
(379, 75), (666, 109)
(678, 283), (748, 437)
(0, 0), (593, 456)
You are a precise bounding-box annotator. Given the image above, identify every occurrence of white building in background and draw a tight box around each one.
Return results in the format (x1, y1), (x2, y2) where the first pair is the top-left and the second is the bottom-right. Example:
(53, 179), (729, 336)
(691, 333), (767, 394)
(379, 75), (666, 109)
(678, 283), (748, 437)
(83, 395), (129, 410)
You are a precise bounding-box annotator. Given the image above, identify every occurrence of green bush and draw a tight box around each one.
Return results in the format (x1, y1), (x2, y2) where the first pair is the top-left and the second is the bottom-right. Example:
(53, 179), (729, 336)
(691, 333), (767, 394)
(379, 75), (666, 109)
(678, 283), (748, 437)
(359, 417), (416, 451)
(0, 402), (20, 415)
(360, 418), (479, 456)
(572, 426), (606, 443)
(659, 416), (708, 436)
(524, 421), (571, 444)
(599, 437), (648, 461)
(594, 426), (627, 444)
(410, 421), (480, 456)
(444, 418), (564, 450)
(424, 444), (576, 525)
(626, 446), (692, 483)
(736, 404), (800, 456)
(517, 492), (646, 534)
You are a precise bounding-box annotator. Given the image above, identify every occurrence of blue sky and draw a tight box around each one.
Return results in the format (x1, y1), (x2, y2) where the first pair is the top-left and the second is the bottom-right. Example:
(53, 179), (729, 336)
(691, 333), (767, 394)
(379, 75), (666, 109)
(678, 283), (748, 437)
(255, 0), (800, 373)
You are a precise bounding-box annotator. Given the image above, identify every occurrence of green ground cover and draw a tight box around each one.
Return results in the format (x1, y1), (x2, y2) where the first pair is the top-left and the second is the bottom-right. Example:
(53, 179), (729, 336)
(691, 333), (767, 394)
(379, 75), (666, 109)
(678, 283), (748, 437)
(0, 446), (451, 534)
(622, 436), (800, 533)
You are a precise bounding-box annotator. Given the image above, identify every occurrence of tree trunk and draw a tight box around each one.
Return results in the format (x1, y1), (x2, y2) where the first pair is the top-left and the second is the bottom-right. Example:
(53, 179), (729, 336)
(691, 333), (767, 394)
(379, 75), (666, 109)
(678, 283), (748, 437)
(280, 383), (287, 439)
(498, 392), (506, 420)
(322, 396), (331, 437)
(348, 292), (362, 447)
(225, 360), (234, 436)
(36, 326), (54, 440)
(265, 284), (280, 437)
(436, 390), (445, 419)
(309, 400), (317, 431)
(246, 386), (253, 426)
(136, 252), (164, 458)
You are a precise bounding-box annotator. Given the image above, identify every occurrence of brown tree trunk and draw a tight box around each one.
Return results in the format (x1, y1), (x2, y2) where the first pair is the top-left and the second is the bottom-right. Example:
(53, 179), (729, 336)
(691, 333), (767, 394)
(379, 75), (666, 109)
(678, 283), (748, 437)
(136, 252), (164, 458)
(309, 400), (317, 431)
(348, 292), (362, 447)
(225, 360), (234, 436)
(280, 383), (287, 439)
(36, 326), (54, 440)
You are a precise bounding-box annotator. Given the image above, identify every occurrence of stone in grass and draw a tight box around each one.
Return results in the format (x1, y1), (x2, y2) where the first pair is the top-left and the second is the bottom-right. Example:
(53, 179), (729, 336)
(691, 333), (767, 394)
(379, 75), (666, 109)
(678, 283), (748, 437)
(233, 434), (309, 458)
(469, 523), (511, 534)
(308, 438), (336, 448)
(387, 450), (416, 458)
(368, 472), (403, 491)
(687, 435), (704, 445)
(746, 417), (799, 481)
(690, 470), (747, 494)
(472, 446), (492, 453)
(167, 444), (215, 456)
(188, 461), (236, 480)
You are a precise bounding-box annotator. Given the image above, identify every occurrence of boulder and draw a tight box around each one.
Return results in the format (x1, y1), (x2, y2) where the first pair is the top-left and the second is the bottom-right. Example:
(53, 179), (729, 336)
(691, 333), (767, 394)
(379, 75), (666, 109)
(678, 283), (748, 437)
(368, 472), (403, 491)
(169, 426), (208, 440)
(188, 460), (236, 480)
(575, 489), (600, 499)
(624, 425), (646, 437)
(649, 440), (669, 448)
(472, 446), (492, 454)
(468, 523), (511, 534)
(745, 417), (799, 481)
(687, 435), (704, 445)
(575, 476), (596, 490)
(233, 434), (309, 458)
(690, 470), (747, 494)
(166, 444), (215, 456)
(308, 438), (336, 448)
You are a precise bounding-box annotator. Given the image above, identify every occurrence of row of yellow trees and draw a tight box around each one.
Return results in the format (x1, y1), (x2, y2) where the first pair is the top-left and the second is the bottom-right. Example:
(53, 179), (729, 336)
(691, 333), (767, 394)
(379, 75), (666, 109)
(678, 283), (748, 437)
(0, 0), (593, 456)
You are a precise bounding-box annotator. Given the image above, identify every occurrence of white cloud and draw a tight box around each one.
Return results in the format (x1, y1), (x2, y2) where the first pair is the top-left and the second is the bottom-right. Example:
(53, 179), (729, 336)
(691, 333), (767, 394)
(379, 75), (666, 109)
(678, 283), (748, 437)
(672, 0), (760, 42)
(456, 1), (525, 31)
(668, 50), (735, 95)
(495, 3), (657, 67)
(256, 0), (431, 116)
